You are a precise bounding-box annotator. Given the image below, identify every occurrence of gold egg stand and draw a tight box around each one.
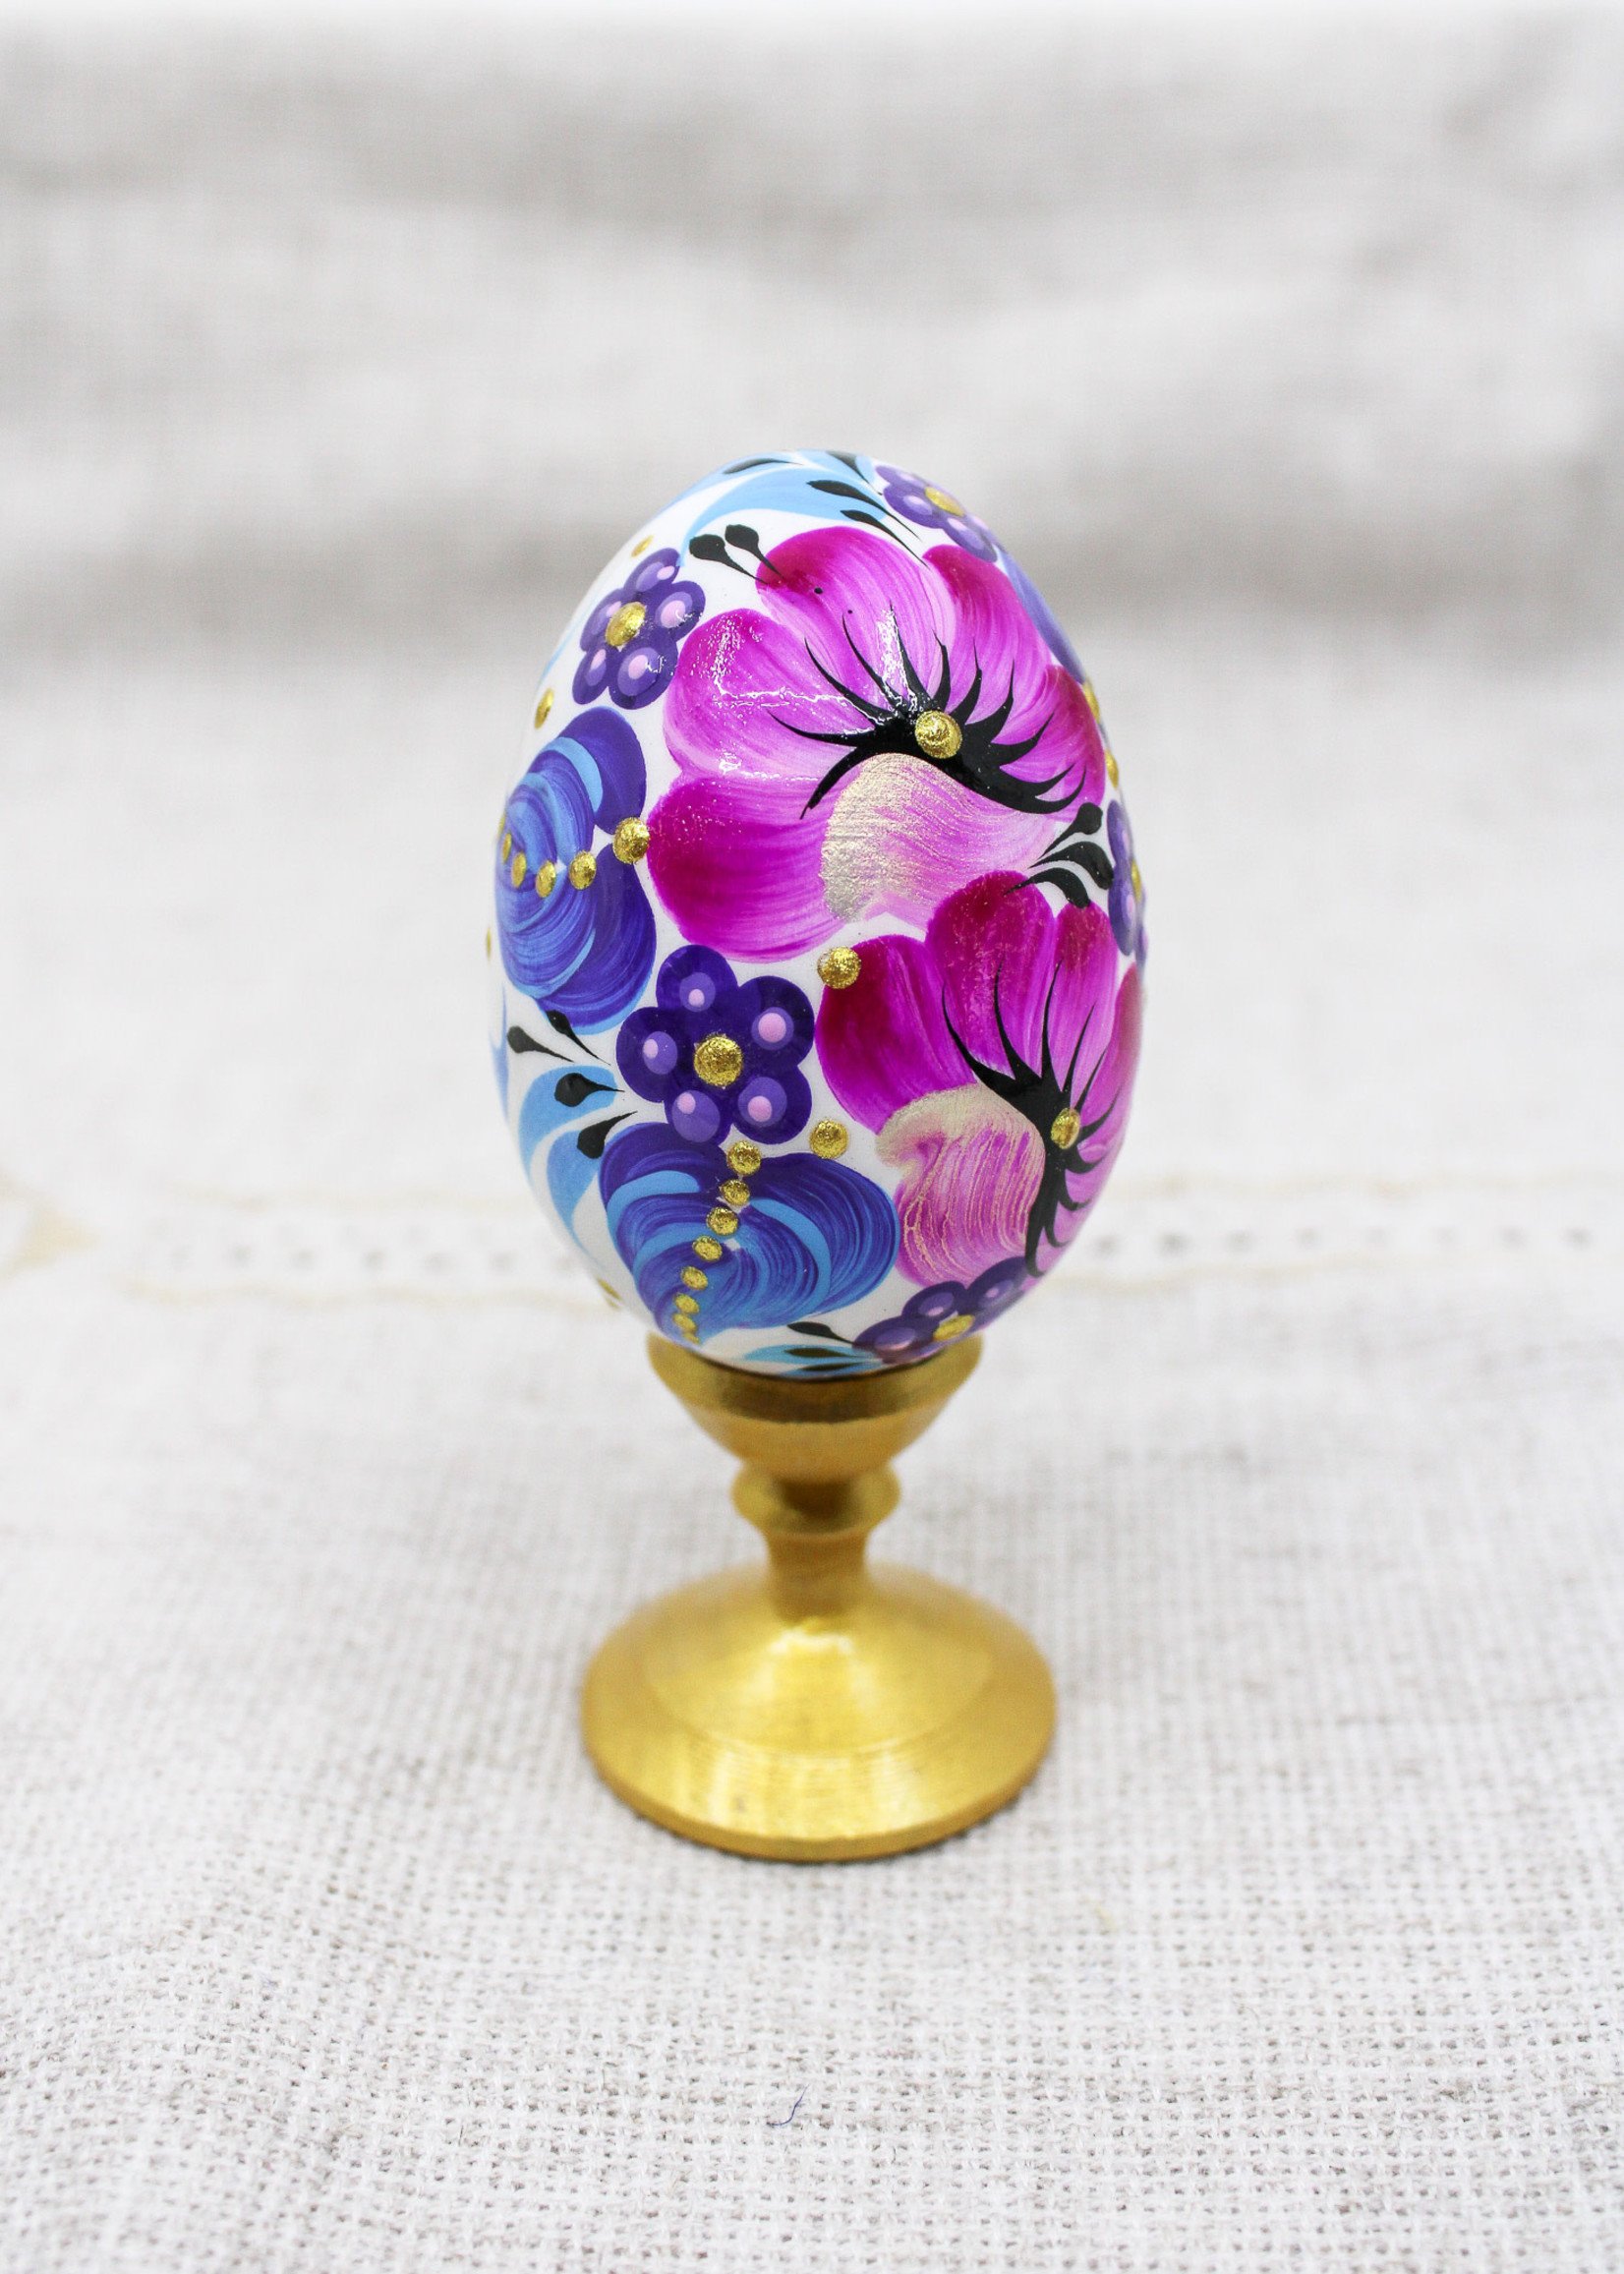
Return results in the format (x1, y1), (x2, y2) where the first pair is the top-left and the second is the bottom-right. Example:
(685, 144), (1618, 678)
(582, 1333), (1054, 1860)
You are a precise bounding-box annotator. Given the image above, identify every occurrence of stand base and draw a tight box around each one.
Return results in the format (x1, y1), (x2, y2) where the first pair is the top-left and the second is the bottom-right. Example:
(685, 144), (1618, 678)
(582, 1557), (1055, 1861)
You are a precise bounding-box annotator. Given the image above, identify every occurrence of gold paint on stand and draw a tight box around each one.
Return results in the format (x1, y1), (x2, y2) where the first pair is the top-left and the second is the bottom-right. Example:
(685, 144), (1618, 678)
(581, 1334), (1054, 1860)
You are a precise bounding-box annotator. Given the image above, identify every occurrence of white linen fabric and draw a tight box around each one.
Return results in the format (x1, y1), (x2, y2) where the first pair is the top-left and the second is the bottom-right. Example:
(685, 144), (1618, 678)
(1, 10), (1621, 2268)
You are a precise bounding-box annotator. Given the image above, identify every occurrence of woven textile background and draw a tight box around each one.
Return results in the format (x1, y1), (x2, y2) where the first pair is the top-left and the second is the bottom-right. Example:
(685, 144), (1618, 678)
(2, 8), (1622, 2268)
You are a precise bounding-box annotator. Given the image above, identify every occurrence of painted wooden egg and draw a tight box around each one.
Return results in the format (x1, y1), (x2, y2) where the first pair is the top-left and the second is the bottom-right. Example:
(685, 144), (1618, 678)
(489, 452), (1145, 1375)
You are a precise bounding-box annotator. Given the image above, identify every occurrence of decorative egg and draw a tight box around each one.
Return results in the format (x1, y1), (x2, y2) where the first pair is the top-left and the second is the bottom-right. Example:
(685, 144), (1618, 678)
(489, 452), (1145, 1375)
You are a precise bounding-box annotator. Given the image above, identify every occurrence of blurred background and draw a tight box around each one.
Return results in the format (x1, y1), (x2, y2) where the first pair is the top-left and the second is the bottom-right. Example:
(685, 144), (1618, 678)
(3, 0), (1620, 1231)
(4, 9), (1624, 2269)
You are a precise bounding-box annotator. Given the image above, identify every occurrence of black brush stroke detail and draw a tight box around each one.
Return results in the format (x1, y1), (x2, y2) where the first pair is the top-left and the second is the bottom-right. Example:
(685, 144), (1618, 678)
(575, 1113), (631, 1159)
(554, 1071), (616, 1109)
(546, 1009), (597, 1057)
(506, 1025), (567, 1061)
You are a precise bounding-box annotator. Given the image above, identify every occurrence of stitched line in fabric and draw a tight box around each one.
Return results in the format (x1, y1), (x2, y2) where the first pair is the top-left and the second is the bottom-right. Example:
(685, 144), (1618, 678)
(1, 1175), (1613, 1307)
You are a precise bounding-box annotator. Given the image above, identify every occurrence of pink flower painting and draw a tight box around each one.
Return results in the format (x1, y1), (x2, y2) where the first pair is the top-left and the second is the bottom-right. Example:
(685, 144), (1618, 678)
(645, 526), (1107, 959)
(817, 873), (1142, 1287)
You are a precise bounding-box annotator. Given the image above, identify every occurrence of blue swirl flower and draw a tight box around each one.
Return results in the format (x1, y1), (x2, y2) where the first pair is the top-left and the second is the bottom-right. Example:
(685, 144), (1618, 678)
(494, 709), (656, 1033)
(616, 946), (814, 1147)
(574, 548), (705, 710)
(599, 1124), (898, 1347)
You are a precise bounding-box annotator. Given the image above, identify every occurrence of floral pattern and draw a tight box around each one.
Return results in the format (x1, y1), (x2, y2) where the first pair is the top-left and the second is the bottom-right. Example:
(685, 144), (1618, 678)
(616, 946), (814, 1147)
(873, 463), (999, 559)
(817, 873), (1141, 1285)
(494, 708), (656, 1032)
(646, 524), (1107, 959)
(600, 1125), (897, 1346)
(492, 453), (1144, 1373)
(574, 547), (705, 710)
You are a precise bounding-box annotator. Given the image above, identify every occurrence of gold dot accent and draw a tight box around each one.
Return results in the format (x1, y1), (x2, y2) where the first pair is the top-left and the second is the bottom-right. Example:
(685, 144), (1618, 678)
(1050, 1106), (1080, 1150)
(931, 1312), (973, 1342)
(923, 484), (964, 515)
(612, 816), (651, 864)
(596, 1279), (620, 1307)
(500, 830), (512, 861)
(707, 1206), (739, 1237)
(1106, 750), (1120, 787)
(913, 710), (962, 761)
(567, 850), (597, 890)
(817, 946), (862, 990)
(693, 1236), (724, 1261)
(674, 1294), (700, 1316)
(533, 687), (554, 731)
(675, 1315), (698, 1337)
(809, 1119), (848, 1160)
(725, 1139), (762, 1176)
(693, 1032), (743, 1087)
(509, 849), (527, 888)
(534, 860), (556, 899)
(605, 600), (647, 650)
(630, 536), (654, 557)
(719, 1178), (751, 1209)
(1083, 679), (1101, 721)
(484, 927), (492, 959)
(681, 1266), (708, 1291)
(1130, 857), (1142, 899)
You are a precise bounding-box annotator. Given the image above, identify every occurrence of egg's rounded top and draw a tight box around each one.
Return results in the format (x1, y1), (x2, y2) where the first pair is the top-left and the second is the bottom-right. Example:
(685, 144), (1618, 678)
(489, 452), (1145, 1375)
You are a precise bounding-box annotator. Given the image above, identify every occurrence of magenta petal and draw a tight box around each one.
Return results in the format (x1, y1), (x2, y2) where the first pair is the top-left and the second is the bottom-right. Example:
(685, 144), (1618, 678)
(878, 1089), (1044, 1285)
(930, 546), (1106, 804)
(766, 527), (949, 708)
(817, 932), (965, 1131)
(663, 610), (835, 783)
(926, 872), (1059, 1079)
(647, 773), (835, 961)
(1045, 902), (1122, 1091)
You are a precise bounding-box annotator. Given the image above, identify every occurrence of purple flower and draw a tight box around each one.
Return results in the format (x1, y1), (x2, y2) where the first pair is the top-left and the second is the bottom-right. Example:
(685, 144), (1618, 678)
(1107, 799), (1146, 963)
(874, 465), (999, 560)
(616, 945), (815, 1147)
(854, 1261), (1029, 1363)
(574, 548), (705, 711)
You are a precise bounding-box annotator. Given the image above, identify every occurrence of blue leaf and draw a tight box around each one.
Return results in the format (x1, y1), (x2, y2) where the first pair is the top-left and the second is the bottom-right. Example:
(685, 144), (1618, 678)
(600, 1125), (899, 1344)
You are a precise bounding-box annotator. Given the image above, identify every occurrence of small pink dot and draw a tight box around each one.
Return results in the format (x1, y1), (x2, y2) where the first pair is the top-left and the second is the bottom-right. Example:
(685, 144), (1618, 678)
(755, 1010), (789, 1046)
(686, 987), (706, 1008)
(746, 1095), (773, 1124)
(676, 1091), (697, 1114)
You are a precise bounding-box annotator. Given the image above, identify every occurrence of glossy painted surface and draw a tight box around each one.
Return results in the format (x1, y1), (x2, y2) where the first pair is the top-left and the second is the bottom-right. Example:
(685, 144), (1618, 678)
(491, 453), (1144, 1374)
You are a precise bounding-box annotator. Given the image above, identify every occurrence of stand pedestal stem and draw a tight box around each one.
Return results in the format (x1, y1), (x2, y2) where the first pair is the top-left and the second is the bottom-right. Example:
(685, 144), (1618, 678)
(580, 1334), (1055, 1861)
